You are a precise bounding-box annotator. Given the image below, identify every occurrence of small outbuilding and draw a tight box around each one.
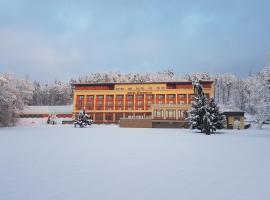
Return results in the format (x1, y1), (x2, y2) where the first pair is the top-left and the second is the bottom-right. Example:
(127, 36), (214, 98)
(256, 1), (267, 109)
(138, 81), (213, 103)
(222, 111), (245, 129)
(20, 105), (73, 118)
(19, 105), (73, 125)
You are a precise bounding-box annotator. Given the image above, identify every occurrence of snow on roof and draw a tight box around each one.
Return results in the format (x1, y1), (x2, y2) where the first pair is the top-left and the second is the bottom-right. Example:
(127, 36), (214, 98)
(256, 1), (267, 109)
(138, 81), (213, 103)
(219, 105), (244, 113)
(72, 80), (214, 86)
(21, 105), (73, 114)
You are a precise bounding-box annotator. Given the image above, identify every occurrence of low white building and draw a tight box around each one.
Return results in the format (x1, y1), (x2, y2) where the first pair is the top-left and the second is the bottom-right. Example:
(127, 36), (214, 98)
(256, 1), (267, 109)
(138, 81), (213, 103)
(20, 105), (73, 118)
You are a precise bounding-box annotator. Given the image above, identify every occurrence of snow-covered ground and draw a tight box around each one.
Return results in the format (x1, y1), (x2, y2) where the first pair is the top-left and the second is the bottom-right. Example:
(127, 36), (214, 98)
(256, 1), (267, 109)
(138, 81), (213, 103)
(0, 125), (270, 200)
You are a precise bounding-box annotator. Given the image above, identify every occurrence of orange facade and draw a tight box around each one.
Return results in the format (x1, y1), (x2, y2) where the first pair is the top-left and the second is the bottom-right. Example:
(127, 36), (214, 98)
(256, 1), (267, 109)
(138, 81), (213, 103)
(73, 81), (214, 123)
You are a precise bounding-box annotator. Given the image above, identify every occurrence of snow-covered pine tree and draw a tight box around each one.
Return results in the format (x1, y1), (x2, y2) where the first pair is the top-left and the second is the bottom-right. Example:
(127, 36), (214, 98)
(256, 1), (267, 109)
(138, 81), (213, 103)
(187, 82), (225, 134)
(188, 95), (208, 132)
(187, 82), (211, 134)
(208, 97), (226, 131)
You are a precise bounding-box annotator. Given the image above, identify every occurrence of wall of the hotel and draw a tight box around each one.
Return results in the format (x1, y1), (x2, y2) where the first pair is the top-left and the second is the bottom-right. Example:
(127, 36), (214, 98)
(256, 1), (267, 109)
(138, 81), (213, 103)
(73, 82), (214, 123)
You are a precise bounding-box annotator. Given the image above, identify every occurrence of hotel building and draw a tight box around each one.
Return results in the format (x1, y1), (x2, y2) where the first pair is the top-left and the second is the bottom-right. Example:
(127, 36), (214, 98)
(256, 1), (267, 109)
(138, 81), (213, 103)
(72, 81), (214, 124)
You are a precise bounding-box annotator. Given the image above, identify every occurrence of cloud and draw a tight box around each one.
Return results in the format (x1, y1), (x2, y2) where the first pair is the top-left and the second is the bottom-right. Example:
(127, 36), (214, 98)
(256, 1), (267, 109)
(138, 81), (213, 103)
(0, 27), (82, 80)
(0, 0), (270, 81)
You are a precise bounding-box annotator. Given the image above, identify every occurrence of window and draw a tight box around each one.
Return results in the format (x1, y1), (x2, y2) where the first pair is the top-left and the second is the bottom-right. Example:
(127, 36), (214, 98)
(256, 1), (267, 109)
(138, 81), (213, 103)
(147, 102), (152, 106)
(178, 110), (182, 118)
(117, 95), (123, 100)
(155, 110), (163, 118)
(179, 94), (186, 99)
(106, 95), (113, 100)
(95, 114), (103, 121)
(117, 102), (122, 106)
(107, 101), (113, 105)
(158, 101), (163, 104)
(167, 110), (175, 118)
(87, 95), (94, 100)
(168, 94), (175, 99)
(77, 95), (84, 104)
(97, 101), (103, 105)
(183, 111), (188, 118)
(147, 95), (153, 100)
(127, 95), (133, 100)
(138, 101), (143, 106)
(137, 95), (143, 100)
(76, 95), (84, 108)
(128, 101), (133, 106)
(105, 114), (113, 121)
(97, 95), (104, 100)
(157, 95), (164, 99)
(86, 102), (93, 106)
(115, 114), (123, 121)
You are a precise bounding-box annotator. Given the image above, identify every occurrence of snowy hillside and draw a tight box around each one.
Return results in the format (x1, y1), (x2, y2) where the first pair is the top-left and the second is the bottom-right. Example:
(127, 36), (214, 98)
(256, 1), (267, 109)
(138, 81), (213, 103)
(0, 125), (270, 200)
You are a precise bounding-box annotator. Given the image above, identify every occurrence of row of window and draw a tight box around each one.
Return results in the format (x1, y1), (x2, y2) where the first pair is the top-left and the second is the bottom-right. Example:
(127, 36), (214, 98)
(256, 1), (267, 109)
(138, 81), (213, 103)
(77, 94), (204, 101)
(153, 109), (188, 119)
(76, 94), (210, 107)
(77, 101), (195, 107)
(115, 86), (166, 91)
(82, 100), (191, 107)
(83, 113), (152, 121)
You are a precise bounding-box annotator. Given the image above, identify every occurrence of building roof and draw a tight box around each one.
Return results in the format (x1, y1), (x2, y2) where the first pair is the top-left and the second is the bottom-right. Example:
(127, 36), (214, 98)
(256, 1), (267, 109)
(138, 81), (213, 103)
(219, 105), (245, 116)
(21, 105), (73, 114)
(219, 104), (245, 112)
(222, 111), (245, 117)
(72, 80), (214, 86)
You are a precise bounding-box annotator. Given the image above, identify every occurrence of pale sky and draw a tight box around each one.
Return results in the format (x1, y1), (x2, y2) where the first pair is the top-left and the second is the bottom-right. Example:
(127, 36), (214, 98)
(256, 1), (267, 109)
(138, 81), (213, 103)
(0, 0), (269, 81)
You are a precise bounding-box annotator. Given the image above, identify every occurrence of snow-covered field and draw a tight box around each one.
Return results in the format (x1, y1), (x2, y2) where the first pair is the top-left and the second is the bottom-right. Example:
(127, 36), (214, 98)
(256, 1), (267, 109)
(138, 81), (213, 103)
(0, 125), (270, 200)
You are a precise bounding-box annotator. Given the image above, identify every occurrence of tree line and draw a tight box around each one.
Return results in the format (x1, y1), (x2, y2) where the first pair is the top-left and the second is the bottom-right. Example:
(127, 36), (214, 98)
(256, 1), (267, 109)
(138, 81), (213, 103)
(1, 65), (269, 126)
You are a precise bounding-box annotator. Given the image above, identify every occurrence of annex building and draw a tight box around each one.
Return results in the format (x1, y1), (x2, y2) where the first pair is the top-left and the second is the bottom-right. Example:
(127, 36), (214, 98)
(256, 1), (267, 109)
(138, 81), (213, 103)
(72, 81), (214, 124)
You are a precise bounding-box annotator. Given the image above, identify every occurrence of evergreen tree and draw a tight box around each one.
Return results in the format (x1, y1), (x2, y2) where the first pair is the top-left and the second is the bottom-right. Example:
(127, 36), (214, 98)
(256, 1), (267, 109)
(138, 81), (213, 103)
(188, 95), (209, 132)
(187, 82), (225, 134)
(208, 97), (226, 131)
